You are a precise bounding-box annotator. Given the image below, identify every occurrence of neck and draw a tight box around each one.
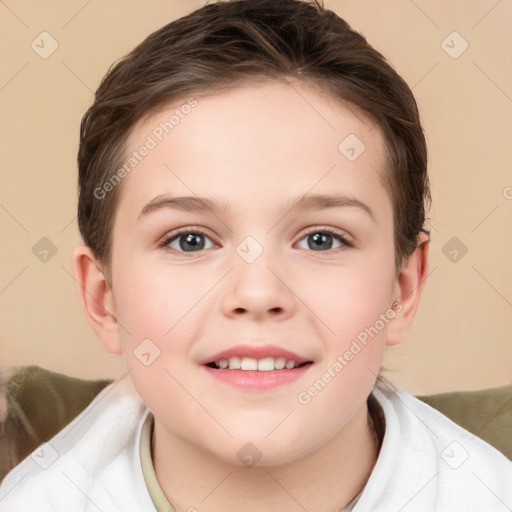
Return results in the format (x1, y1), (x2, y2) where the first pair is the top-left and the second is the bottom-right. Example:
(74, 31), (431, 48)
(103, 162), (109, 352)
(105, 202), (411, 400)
(152, 400), (381, 512)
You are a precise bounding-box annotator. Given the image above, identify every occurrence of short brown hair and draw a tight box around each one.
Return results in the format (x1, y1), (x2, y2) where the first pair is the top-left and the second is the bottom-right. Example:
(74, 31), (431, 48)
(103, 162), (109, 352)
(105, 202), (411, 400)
(77, 0), (430, 280)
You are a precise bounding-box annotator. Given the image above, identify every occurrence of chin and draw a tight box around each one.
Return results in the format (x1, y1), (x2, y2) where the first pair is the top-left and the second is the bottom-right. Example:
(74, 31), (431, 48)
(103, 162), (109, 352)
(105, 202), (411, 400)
(205, 432), (311, 468)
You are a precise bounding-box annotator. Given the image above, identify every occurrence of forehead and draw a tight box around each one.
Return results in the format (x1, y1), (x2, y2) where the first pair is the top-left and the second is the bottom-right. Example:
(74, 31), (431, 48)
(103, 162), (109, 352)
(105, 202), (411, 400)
(117, 80), (390, 222)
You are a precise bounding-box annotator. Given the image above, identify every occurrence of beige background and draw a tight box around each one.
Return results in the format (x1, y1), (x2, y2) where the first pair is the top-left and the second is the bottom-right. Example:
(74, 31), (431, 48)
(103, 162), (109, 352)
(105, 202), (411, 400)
(1, 0), (511, 395)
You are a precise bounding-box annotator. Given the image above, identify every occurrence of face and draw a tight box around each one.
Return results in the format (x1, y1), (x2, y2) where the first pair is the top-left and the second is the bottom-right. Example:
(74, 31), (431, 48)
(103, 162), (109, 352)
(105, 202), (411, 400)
(105, 81), (401, 465)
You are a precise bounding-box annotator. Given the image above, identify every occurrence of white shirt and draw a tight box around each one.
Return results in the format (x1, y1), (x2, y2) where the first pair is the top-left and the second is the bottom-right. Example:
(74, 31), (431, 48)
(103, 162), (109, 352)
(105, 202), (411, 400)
(0, 374), (511, 512)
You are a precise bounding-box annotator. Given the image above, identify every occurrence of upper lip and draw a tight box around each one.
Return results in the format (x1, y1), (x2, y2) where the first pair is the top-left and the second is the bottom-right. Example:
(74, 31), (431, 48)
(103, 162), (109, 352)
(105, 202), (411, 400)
(199, 344), (313, 365)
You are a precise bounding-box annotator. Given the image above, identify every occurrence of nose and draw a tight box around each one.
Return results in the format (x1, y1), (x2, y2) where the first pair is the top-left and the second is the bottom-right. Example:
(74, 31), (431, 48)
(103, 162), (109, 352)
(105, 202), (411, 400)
(221, 250), (297, 322)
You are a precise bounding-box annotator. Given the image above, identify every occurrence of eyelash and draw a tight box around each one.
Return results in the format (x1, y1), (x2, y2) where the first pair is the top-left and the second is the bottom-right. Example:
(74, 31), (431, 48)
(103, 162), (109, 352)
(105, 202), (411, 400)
(159, 226), (353, 255)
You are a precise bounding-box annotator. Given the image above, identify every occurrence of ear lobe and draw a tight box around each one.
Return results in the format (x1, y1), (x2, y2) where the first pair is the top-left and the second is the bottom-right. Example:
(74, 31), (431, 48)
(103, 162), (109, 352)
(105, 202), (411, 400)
(72, 245), (122, 355)
(386, 232), (430, 347)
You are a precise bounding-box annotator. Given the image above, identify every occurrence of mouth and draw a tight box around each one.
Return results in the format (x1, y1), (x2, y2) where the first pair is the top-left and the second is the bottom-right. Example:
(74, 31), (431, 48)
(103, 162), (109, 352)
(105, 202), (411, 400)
(205, 357), (313, 371)
(199, 345), (314, 389)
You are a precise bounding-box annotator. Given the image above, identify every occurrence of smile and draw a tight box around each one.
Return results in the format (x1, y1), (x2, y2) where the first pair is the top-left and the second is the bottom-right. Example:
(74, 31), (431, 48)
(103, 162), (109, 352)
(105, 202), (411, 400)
(207, 356), (311, 371)
(202, 360), (314, 390)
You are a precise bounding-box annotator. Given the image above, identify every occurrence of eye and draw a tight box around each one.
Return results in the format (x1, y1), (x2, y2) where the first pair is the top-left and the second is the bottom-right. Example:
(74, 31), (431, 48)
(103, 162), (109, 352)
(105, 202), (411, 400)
(161, 227), (215, 253)
(296, 227), (352, 252)
(160, 226), (352, 254)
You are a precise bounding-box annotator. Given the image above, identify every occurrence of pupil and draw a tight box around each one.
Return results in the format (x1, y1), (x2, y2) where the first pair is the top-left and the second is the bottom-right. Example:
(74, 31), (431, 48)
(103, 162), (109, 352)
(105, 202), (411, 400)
(309, 233), (332, 250)
(180, 233), (204, 251)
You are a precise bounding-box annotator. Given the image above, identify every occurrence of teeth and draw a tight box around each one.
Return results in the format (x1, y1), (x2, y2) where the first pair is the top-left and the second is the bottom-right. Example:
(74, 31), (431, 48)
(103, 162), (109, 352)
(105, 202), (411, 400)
(258, 357), (275, 371)
(228, 357), (240, 369)
(241, 357), (258, 370)
(215, 356), (300, 371)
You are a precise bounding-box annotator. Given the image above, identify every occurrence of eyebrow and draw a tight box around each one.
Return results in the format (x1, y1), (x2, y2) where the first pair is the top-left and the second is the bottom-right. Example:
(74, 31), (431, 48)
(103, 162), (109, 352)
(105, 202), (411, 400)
(138, 193), (376, 222)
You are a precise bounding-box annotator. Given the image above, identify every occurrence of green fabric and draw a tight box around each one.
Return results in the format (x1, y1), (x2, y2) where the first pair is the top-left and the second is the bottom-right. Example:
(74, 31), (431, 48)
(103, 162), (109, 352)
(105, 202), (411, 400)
(1, 365), (510, 484)
(417, 385), (512, 460)
(0, 365), (112, 480)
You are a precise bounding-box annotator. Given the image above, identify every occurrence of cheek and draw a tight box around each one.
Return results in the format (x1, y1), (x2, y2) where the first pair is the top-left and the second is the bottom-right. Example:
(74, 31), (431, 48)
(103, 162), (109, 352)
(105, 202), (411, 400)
(115, 260), (206, 338)
(299, 259), (395, 340)
(112, 265), (203, 412)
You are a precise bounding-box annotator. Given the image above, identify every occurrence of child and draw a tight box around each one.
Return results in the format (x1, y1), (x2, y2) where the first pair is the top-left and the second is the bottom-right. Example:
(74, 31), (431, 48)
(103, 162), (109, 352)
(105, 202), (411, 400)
(1, 1), (510, 510)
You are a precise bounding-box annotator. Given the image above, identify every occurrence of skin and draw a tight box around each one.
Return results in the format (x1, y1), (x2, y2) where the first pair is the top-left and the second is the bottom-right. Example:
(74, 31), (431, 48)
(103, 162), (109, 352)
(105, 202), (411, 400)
(74, 80), (429, 512)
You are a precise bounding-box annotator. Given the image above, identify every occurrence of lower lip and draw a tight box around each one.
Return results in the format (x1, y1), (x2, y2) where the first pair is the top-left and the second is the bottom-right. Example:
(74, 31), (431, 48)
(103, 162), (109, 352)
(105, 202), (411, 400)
(201, 364), (313, 390)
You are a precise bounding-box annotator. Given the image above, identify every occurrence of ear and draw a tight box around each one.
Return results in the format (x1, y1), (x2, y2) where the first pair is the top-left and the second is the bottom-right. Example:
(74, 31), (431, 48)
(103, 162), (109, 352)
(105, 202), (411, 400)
(386, 231), (430, 347)
(72, 245), (122, 355)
